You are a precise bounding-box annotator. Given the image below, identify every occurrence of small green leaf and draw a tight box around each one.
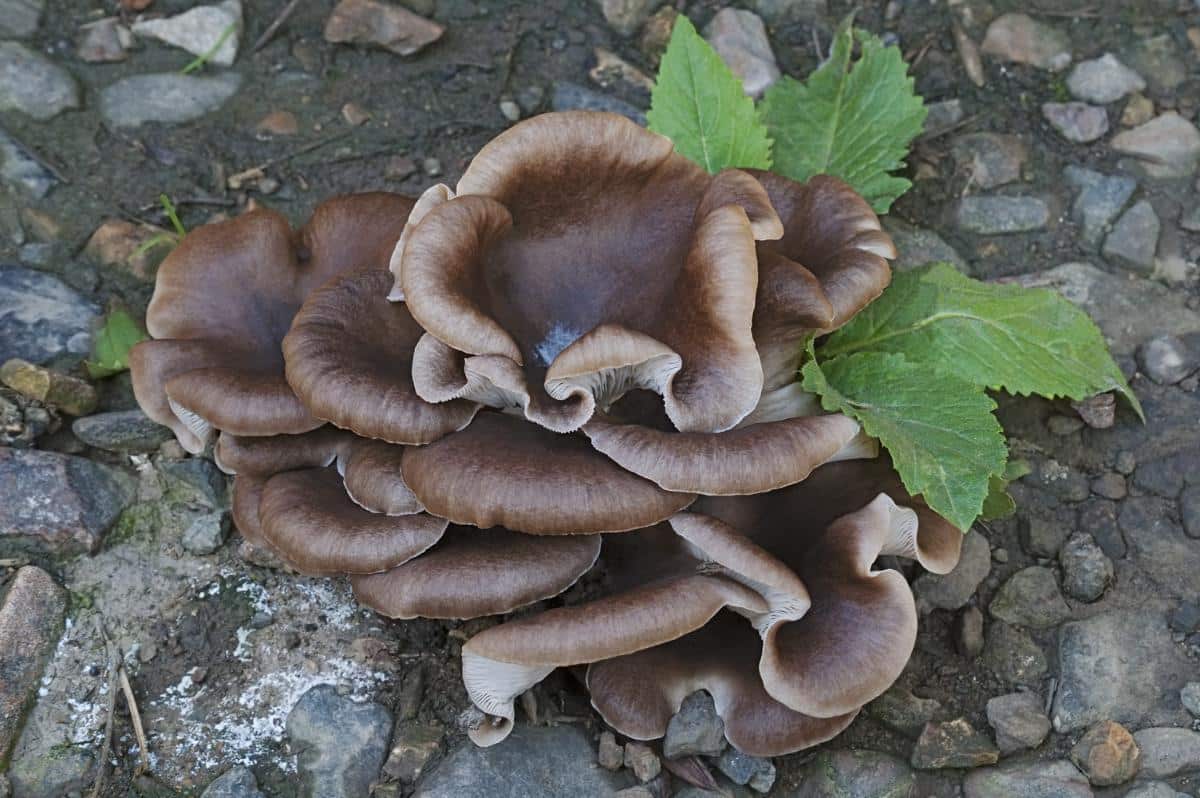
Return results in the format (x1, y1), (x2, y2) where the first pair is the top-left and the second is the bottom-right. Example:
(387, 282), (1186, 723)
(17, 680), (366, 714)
(159, 193), (187, 236)
(802, 350), (1007, 532)
(980, 459), (1031, 521)
(820, 262), (1142, 419)
(647, 15), (772, 173)
(760, 22), (926, 212)
(87, 309), (149, 379)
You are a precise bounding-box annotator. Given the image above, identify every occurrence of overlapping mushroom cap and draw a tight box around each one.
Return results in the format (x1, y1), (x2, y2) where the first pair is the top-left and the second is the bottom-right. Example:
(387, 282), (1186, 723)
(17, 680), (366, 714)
(131, 110), (962, 761)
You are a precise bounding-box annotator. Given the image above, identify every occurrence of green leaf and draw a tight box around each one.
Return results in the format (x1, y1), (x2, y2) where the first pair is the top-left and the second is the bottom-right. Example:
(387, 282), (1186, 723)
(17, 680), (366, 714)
(802, 350), (1007, 532)
(760, 22), (926, 212)
(86, 309), (149, 379)
(647, 15), (772, 173)
(980, 459), (1031, 521)
(820, 262), (1143, 419)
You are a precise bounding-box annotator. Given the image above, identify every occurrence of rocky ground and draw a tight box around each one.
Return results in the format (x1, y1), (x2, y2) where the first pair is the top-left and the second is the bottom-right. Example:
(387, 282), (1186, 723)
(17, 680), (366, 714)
(0, 0), (1198, 796)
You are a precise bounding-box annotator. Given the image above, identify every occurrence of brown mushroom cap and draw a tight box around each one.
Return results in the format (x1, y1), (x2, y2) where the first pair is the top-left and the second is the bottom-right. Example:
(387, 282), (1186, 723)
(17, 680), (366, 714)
(230, 474), (269, 549)
(400, 411), (695, 535)
(351, 525), (601, 620)
(257, 467), (446, 576)
(398, 112), (781, 435)
(214, 427), (349, 475)
(132, 193), (415, 450)
(337, 437), (423, 516)
(284, 269), (478, 444)
(587, 613), (858, 756)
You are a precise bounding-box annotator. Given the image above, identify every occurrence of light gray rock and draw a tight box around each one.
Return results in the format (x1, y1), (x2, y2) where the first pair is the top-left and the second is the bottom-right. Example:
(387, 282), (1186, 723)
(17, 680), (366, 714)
(0, 448), (133, 555)
(1182, 682), (1200, 716)
(705, 8), (779, 97)
(957, 196), (1049, 234)
(1063, 166), (1136, 250)
(911, 718), (999, 770)
(0, 41), (80, 120)
(1067, 54), (1145, 104)
(1125, 34), (1187, 94)
(981, 622), (1048, 685)
(0, 0), (43, 37)
(953, 133), (1028, 189)
(791, 750), (914, 798)
(885, 218), (969, 272)
(0, 128), (60, 197)
(99, 72), (242, 128)
(132, 0), (242, 66)
(1133, 727), (1200, 778)
(0, 265), (100, 363)
(1053, 611), (1195, 732)
(286, 684), (393, 798)
(0, 567), (65, 763)
(1102, 200), (1159, 273)
(986, 692), (1051, 754)
(597, 0), (658, 37)
(1059, 532), (1112, 602)
(1043, 102), (1108, 143)
(181, 510), (230, 555)
(963, 760), (1093, 798)
(200, 767), (265, 798)
(1137, 335), (1198, 385)
(1021, 515), (1070, 557)
(1111, 113), (1200, 178)
(1120, 496), (1200, 594)
(663, 691), (725, 758)
(914, 529), (990, 611)
(1125, 783), (1188, 798)
(980, 13), (1071, 71)
(925, 98), (964, 133)
(72, 409), (171, 454)
(715, 748), (774, 792)
(551, 81), (645, 124)
(415, 725), (633, 797)
(867, 685), (943, 738)
(989, 567), (1071, 628)
(750, 0), (826, 22)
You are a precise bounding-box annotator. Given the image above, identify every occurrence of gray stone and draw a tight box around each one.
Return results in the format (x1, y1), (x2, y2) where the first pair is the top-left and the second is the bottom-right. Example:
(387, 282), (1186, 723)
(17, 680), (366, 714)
(1090, 472), (1125, 500)
(597, 731), (622, 770)
(1052, 611), (1195, 732)
(1137, 335), (1197, 384)
(989, 567), (1071, 628)
(623, 742), (659, 782)
(791, 750), (914, 798)
(72, 409), (171, 454)
(0, 567), (65, 763)
(415, 725), (632, 797)
(1182, 683), (1200, 716)
(1067, 54), (1145, 104)
(200, 767), (265, 798)
(911, 718), (999, 770)
(1120, 497), (1200, 593)
(957, 196), (1049, 234)
(1125, 784), (1189, 798)
(7, 738), (91, 798)
(663, 691), (725, 758)
(963, 760), (1093, 798)
(0, 265), (100, 364)
(323, 0), (443, 56)
(598, 0), (658, 37)
(181, 510), (230, 555)
(1111, 113), (1200, 178)
(76, 17), (130, 63)
(1171, 600), (1200, 634)
(287, 685), (392, 798)
(953, 133), (1028, 189)
(986, 692), (1051, 754)
(0, 42), (79, 120)
(99, 72), (242, 128)
(1069, 720), (1141, 787)
(705, 9), (779, 97)
(867, 685), (943, 737)
(0, 0), (42, 37)
(1103, 200), (1159, 273)
(1133, 727), (1200, 778)
(1130, 453), (1194, 498)
(1063, 166), (1136, 250)
(0, 128), (58, 198)
(132, 0), (242, 67)
(914, 529), (990, 611)
(0, 448), (133, 555)
(715, 748), (773, 791)
(980, 13), (1071, 71)
(382, 723), (442, 782)
(1125, 34), (1187, 94)
(981, 622), (1048, 685)
(160, 456), (228, 509)
(1022, 515), (1070, 557)
(925, 98), (964, 133)
(750, 0), (826, 23)
(884, 218), (969, 272)
(957, 605), (985, 658)
(1042, 102), (1108, 143)
(1059, 533), (1112, 602)
(551, 82), (645, 125)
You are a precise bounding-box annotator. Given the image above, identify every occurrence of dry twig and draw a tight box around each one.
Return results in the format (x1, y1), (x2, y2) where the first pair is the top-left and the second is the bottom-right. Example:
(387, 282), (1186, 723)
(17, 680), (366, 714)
(253, 0), (302, 52)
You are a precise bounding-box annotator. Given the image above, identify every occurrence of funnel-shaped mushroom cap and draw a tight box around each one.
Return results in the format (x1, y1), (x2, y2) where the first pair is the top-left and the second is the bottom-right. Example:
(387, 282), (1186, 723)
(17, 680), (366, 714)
(257, 466), (446, 576)
(351, 525), (601, 620)
(400, 411), (695, 535)
(284, 269), (479, 444)
(131, 193), (415, 453)
(397, 112), (784, 435)
(231, 474), (269, 549)
(587, 614), (858, 757)
(337, 437), (424, 516)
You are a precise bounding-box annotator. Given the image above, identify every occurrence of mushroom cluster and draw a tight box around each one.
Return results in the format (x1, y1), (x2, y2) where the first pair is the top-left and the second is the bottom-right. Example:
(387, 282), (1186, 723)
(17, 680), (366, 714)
(131, 111), (963, 756)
